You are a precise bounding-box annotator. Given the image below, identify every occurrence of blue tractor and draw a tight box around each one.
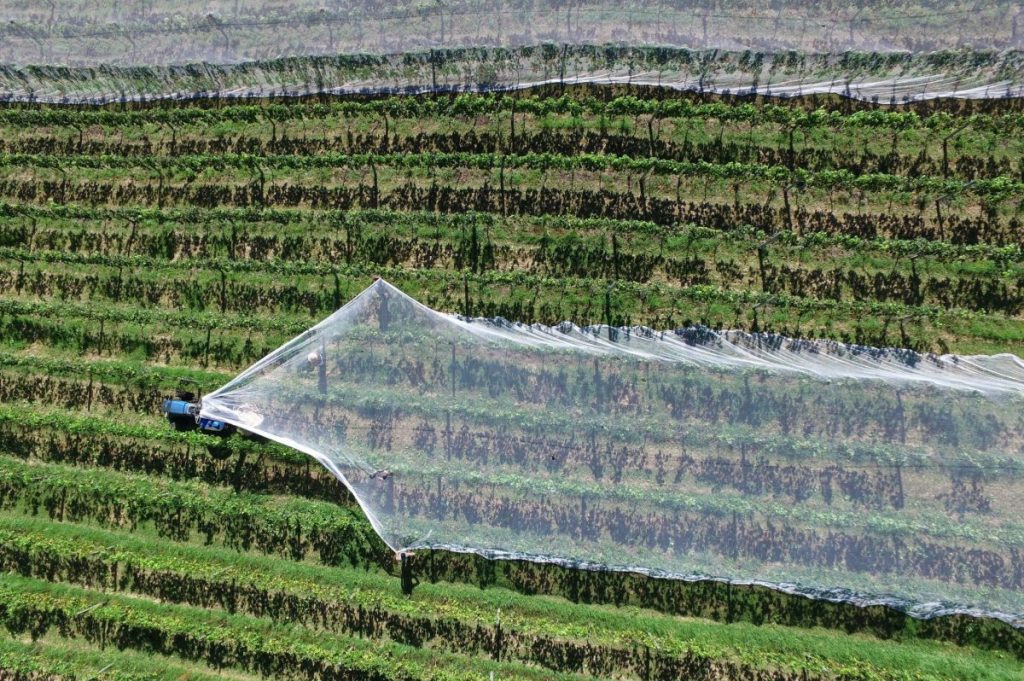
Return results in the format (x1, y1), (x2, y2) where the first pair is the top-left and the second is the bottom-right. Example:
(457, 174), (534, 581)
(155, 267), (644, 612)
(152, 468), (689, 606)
(162, 382), (267, 473)
(162, 395), (234, 435)
(162, 386), (235, 461)
(161, 381), (234, 435)
(162, 381), (267, 443)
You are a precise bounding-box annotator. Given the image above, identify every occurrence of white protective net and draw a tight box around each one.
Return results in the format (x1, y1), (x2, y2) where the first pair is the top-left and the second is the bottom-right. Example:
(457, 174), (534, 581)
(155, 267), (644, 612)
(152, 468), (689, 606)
(201, 279), (1024, 625)
(0, 1), (1023, 101)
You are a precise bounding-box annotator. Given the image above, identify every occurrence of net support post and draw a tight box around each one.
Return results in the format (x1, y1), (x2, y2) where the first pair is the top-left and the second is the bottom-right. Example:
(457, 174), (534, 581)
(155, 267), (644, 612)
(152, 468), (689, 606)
(400, 551), (418, 596)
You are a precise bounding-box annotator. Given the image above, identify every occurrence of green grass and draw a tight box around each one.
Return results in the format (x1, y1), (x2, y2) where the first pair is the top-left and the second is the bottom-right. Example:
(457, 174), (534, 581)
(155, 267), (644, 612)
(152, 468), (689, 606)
(0, 86), (1021, 680)
(0, 634), (267, 681)
(0, 512), (1020, 680)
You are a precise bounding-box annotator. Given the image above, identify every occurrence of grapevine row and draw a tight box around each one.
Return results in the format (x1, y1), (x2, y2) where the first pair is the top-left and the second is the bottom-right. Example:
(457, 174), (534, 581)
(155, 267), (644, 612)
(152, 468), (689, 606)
(3, 203), (1021, 265)
(0, 175), (1016, 247)
(4, 151), (1020, 200)
(2, 95), (1022, 135)
(0, 575), (585, 681)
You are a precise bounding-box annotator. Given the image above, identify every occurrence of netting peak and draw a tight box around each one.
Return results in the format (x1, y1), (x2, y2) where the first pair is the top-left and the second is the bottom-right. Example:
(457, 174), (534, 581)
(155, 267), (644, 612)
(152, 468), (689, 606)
(199, 279), (1024, 625)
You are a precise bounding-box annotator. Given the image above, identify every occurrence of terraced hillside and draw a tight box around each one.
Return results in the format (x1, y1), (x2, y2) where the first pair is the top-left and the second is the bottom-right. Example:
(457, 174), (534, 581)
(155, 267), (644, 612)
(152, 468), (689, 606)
(0, 89), (1021, 679)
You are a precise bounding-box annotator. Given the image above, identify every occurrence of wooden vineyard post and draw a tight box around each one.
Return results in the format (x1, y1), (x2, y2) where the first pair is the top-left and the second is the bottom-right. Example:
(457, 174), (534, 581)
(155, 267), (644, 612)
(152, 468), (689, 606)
(400, 551), (418, 596)
(492, 608), (503, 661)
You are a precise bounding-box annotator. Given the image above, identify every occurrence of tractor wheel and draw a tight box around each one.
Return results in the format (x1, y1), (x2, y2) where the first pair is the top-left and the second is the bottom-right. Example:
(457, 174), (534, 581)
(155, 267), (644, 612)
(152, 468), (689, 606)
(168, 414), (197, 431)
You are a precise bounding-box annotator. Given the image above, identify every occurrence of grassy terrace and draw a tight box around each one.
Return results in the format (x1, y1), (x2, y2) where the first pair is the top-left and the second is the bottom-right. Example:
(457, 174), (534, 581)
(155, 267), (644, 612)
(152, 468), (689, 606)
(0, 88), (1020, 678)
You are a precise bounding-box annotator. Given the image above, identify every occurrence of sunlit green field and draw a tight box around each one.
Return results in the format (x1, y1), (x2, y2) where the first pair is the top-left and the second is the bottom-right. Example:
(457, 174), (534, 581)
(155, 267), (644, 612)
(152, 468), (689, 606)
(0, 87), (1020, 679)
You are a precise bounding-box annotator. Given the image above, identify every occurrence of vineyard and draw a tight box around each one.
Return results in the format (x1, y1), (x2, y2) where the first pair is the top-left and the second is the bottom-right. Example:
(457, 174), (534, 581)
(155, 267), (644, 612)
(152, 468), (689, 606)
(0, 83), (1020, 681)
(2, 0), (1021, 65)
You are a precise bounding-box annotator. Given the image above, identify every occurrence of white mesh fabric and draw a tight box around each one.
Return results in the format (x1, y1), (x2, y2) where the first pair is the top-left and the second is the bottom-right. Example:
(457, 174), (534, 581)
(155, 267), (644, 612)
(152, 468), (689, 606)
(1, 2), (1023, 101)
(201, 278), (1024, 624)
(2, 1), (1021, 66)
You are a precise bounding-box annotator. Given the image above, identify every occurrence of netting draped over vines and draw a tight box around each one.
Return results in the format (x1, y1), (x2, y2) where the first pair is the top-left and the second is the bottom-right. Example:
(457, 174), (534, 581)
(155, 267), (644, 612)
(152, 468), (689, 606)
(2, 1), (1022, 65)
(1, 2), (1024, 101)
(201, 279), (1024, 624)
